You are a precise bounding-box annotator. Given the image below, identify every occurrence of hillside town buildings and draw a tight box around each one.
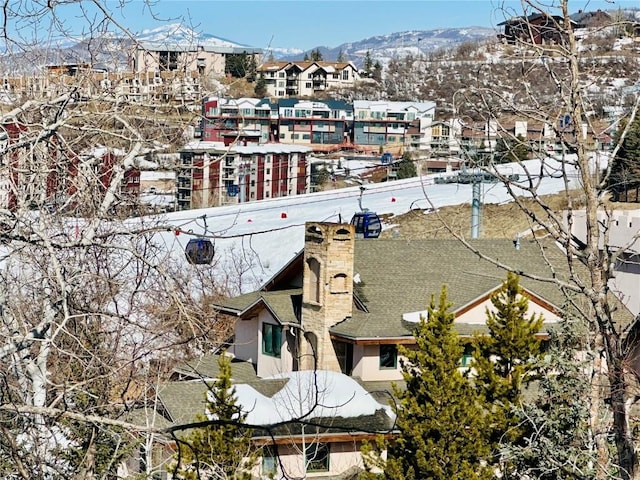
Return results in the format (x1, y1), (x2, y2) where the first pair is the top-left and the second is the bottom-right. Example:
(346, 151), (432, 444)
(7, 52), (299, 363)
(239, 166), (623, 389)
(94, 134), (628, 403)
(256, 61), (361, 98)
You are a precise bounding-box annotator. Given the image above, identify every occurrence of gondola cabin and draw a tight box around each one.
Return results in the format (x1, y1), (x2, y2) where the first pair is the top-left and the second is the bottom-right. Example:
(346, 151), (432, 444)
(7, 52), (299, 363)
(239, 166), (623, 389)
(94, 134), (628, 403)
(350, 211), (382, 239)
(185, 238), (215, 265)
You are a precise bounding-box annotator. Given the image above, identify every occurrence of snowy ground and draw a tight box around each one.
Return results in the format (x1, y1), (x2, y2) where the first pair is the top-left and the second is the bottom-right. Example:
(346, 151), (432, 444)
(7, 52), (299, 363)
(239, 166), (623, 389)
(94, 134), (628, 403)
(151, 156), (595, 293)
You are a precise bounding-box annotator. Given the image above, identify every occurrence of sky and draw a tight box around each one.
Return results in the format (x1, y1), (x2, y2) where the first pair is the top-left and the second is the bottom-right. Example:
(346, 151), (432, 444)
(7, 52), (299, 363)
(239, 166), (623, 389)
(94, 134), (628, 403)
(62, 0), (635, 51)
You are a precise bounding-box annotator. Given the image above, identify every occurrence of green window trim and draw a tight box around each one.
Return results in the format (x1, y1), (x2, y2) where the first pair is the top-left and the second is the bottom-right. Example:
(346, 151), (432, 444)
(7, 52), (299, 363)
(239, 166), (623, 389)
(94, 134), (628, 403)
(262, 323), (282, 357)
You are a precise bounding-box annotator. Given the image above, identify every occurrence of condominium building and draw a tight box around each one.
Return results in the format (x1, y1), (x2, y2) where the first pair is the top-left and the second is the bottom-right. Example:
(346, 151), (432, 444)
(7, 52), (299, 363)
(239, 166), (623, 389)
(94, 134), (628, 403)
(276, 99), (353, 149)
(177, 141), (312, 210)
(201, 96), (274, 144)
(131, 42), (262, 78)
(257, 61), (360, 98)
(353, 100), (436, 153)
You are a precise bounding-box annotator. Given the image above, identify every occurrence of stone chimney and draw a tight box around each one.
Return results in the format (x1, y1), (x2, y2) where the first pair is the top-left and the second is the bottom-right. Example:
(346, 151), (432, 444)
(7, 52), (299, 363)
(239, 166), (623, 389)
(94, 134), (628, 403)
(300, 222), (355, 371)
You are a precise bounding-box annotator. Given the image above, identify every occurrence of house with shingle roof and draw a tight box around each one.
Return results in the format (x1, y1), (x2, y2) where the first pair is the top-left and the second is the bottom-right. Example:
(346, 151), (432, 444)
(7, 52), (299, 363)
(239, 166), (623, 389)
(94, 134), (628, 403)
(134, 221), (634, 479)
(218, 222), (632, 383)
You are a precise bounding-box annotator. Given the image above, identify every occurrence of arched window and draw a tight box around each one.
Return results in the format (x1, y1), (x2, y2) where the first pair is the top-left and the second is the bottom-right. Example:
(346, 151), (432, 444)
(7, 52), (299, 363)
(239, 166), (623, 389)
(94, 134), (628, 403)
(308, 257), (321, 303)
(330, 273), (348, 293)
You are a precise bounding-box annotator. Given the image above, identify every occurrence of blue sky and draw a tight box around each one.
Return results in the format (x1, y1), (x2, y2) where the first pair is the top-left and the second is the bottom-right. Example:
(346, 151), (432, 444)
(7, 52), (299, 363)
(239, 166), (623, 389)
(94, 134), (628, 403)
(67, 0), (636, 50)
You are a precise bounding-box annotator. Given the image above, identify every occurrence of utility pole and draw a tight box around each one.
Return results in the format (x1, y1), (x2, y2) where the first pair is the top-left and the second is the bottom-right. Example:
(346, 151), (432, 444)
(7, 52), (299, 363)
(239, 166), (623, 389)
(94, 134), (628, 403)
(471, 180), (481, 239)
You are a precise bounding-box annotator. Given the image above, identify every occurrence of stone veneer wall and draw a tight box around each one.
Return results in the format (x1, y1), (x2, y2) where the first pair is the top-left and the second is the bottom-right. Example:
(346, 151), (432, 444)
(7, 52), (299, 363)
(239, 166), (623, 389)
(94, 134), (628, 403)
(300, 222), (355, 371)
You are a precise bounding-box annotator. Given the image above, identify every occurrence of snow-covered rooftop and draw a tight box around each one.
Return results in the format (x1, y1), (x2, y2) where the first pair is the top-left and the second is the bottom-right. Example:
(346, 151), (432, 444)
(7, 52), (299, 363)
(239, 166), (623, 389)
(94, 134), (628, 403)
(229, 370), (392, 425)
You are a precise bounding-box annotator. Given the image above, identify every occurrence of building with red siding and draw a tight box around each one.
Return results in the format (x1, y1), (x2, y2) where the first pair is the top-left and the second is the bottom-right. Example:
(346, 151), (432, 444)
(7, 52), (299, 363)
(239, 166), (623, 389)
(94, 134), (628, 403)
(177, 141), (312, 210)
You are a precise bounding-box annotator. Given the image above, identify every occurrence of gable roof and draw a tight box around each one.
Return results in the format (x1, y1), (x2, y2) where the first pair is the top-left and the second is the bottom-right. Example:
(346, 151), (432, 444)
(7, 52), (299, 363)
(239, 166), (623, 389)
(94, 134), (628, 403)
(219, 288), (303, 326)
(332, 237), (633, 340)
(171, 354), (260, 382)
(215, 236), (635, 342)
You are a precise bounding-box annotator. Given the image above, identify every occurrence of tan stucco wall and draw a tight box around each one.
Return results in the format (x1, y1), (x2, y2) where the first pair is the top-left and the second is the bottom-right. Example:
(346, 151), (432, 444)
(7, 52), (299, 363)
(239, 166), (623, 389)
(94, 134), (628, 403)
(351, 344), (406, 382)
(253, 439), (366, 479)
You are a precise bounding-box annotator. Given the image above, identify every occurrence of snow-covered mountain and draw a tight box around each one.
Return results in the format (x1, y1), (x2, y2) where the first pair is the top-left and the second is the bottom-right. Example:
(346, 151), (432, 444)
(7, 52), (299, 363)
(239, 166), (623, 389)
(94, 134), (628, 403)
(271, 27), (497, 66)
(134, 23), (247, 48)
(2, 22), (495, 73)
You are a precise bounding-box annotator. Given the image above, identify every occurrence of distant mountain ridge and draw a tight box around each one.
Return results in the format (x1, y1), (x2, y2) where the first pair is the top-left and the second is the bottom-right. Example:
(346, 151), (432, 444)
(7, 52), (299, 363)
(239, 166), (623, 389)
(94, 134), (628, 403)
(2, 22), (495, 73)
(272, 27), (497, 66)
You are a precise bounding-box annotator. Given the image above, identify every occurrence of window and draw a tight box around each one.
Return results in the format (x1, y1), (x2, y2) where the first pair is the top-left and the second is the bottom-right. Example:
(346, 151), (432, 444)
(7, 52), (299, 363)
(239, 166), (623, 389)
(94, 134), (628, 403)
(305, 82), (312, 88)
(331, 273), (349, 293)
(306, 443), (330, 472)
(308, 257), (321, 303)
(262, 446), (277, 477)
(461, 343), (474, 367)
(262, 323), (282, 357)
(333, 73), (339, 79)
(342, 69), (349, 80)
(379, 345), (397, 369)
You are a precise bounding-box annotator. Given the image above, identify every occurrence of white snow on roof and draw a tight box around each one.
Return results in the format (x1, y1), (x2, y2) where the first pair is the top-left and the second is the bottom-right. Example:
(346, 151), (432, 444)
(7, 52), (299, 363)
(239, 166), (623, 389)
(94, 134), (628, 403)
(141, 171), (176, 181)
(181, 141), (312, 154)
(353, 100), (436, 113)
(230, 370), (390, 425)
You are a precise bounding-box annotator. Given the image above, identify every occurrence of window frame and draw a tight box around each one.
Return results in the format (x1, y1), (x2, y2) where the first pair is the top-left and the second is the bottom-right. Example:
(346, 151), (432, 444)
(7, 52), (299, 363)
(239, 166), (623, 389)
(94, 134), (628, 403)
(262, 446), (277, 477)
(262, 323), (282, 358)
(379, 344), (398, 369)
(305, 442), (330, 472)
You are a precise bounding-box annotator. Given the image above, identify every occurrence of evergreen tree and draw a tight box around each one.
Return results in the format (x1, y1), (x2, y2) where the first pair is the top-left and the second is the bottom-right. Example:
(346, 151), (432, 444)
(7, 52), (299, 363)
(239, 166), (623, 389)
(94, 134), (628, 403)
(254, 73), (267, 98)
(337, 49), (345, 62)
(310, 48), (323, 61)
(473, 273), (544, 451)
(303, 53), (309, 61)
(494, 134), (530, 163)
(385, 287), (493, 480)
(501, 319), (597, 480)
(396, 152), (417, 179)
(246, 55), (257, 82)
(225, 52), (251, 78)
(172, 355), (258, 480)
(364, 50), (373, 77)
(372, 61), (383, 82)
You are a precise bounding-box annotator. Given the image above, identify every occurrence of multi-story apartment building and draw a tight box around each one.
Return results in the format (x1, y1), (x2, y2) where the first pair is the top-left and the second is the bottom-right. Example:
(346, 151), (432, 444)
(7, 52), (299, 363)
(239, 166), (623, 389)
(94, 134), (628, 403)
(177, 141), (312, 210)
(276, 99), (353, 149)
(458, 118), (608, 160)
(257, 61), (360, 98)
(0, 123), (140, 211)
(352, 100), (436, 153)
(131, 42), (262, 79)
(199, 96), (436, 153)
(201, 96), (274, 144)
(429, 120), (461, 158)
